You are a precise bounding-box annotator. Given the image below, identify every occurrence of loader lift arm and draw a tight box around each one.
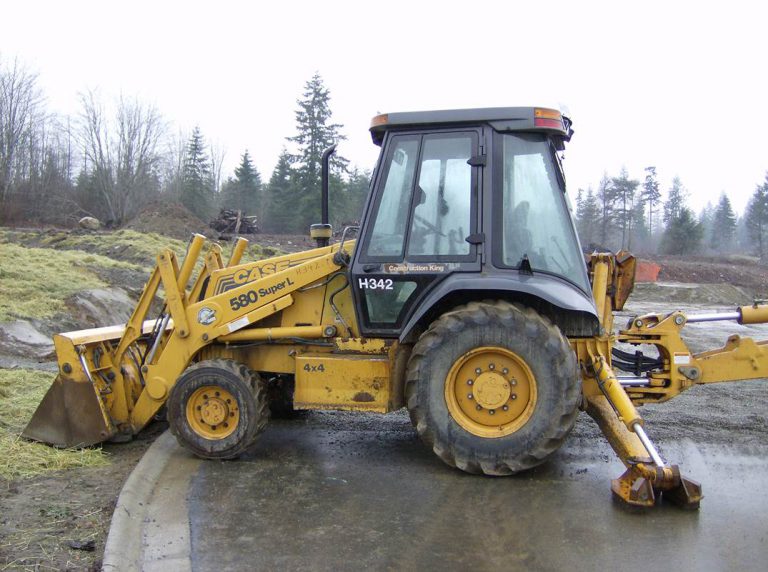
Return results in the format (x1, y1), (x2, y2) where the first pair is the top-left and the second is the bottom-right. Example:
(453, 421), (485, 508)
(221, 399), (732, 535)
(23, 235), (348, 446)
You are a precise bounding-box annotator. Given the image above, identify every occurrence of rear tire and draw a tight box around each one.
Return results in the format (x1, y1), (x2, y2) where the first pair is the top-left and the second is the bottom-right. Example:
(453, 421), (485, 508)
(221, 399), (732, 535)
(405, 300), (580, 475)
(168, 359), (269, 459)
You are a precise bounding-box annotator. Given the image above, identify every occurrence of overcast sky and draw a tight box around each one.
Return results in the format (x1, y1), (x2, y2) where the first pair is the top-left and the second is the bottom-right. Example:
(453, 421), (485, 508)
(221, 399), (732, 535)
(2, 0), (766, 215)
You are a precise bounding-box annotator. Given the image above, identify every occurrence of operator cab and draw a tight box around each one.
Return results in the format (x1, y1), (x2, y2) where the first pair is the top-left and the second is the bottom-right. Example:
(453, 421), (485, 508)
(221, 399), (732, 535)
(349, 107), (597, 339)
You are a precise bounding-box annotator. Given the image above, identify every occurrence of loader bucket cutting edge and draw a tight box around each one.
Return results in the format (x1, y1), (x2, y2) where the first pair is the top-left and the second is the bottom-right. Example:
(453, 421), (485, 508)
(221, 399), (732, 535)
(22, 373), (115, 448)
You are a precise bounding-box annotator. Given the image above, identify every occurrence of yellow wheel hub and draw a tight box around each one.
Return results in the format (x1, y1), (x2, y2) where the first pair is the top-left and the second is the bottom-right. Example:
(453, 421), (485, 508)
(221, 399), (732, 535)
(444, 346), (537, 438)
(186, 385), (239, 440)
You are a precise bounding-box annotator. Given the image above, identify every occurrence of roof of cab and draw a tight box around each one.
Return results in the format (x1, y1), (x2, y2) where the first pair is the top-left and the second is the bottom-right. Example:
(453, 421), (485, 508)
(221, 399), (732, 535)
(369, 106), (572, 148)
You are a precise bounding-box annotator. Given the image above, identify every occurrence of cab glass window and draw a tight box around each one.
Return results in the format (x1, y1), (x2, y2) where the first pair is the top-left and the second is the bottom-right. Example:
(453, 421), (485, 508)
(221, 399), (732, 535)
(407, 135), (473, 257)
(500, 133), (588, 290)
(366, 138), (420, 257)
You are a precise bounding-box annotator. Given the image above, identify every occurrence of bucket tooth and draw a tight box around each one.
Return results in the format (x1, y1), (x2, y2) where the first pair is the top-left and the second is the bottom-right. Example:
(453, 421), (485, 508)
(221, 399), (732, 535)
(22, 374), (115, 448)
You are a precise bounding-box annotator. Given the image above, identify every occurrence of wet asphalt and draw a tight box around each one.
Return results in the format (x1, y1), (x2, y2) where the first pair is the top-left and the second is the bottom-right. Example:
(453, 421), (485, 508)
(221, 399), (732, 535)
(186, 410), (768, 572)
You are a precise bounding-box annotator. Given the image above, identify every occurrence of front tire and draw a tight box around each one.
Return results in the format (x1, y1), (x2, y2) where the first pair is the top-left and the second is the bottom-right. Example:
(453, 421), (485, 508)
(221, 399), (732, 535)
(405, 301), (580, 475)
(168, 359), (269, 459)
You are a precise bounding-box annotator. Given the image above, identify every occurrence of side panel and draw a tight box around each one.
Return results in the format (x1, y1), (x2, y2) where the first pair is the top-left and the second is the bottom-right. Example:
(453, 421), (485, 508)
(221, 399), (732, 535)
(294, 353), (391, 412)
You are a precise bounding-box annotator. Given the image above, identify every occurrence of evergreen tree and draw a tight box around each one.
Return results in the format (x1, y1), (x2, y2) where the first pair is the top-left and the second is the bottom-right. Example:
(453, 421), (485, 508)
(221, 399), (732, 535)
(699, 202), (714, 251)
(745, 174), (768, 260)
(263, 148), (299, 233)
(641, 166), (662, 239)
(333, 167), (369, 226)
(631, 201), (650, 253)
(286, 73), (348, 229)
(181, 126), (214, 220)
(575, 187), (601, 247)
(596, 174), (618, 248)
(611, 167), (639, 250)
(660, 207), (703, 255)
(710, 192), (737, 252)
(659, 179), (702, 255)
(663, 176), (687, 224)
(221, 150), (263, 217)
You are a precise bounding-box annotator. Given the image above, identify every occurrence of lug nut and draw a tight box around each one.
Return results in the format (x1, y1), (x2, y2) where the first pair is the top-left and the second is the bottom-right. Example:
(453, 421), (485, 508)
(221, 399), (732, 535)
(475, 368), (482, 374)
(476, 405), (482, 411)
(489, 363), (495, 370)
(468, 393), (474, 399)
(502, 368), (509, 375)
(489, 409), (495, 415)
(511, 379), (517, 386)
(502, 405), (509, 411)
(511, 394), (517, 400)
(467, 380), (474, 386)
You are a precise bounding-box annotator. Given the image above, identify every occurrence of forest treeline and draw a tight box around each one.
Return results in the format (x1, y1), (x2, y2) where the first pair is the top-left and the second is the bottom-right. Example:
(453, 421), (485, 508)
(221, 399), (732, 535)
(573, 166), (768, 259)
(0, 57), (368, 233)
(2, 55), (768, 258)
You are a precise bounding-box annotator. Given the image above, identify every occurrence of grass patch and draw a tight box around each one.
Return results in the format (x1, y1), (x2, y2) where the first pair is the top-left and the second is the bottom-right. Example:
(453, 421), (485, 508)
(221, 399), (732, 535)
(1, 228), (280, 269)
(0, 229), (283, 322)
(0, 369), (108, 480)
(0, 243), (141, 321)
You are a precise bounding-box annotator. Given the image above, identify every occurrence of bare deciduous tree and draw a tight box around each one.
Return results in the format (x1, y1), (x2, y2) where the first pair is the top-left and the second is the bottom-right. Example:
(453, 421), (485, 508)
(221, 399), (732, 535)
(0, 57), (44, 212)
(77, 90), (165, 223)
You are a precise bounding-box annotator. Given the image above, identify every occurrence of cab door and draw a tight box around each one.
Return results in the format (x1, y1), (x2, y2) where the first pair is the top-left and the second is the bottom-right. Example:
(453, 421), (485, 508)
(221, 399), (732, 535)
(350, 128), (483, 337)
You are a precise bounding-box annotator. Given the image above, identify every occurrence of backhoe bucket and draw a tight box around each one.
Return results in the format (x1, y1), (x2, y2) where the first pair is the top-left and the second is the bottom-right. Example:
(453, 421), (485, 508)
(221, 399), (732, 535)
(22, 373), (114, 448)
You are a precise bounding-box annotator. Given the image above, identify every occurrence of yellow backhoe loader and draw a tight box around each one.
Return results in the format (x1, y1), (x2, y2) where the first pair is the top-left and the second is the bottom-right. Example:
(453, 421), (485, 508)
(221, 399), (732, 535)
(23, 107), (768, 509)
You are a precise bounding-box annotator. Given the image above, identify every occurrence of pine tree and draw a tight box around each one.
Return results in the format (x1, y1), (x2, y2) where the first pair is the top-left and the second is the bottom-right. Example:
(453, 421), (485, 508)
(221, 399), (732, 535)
(611, 167), (639, 250)
(699, 202), (714, 251)
(745, 174), (768, 260)
(263, 148), (299, 233)
(663, 176), (687, 224)
(659, 178), (702, 255)
(221, 150), (263, 217)
(641, 166), (662, 239)
(575, 187), (600, 247)
(286, 73), (348, 229)
(181, 127), (214, 220)
(596, 174), (618, 248)
(710, 193), (737, 252)
(333, 167), (369, 226)
(660, 207), (703, 255)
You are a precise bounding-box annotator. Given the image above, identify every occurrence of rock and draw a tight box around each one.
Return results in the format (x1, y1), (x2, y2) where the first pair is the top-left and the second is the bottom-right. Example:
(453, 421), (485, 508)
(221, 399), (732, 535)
(78, 216), (101, 230)
(66, 288), (136, 328)
(0, 320), (54, 358)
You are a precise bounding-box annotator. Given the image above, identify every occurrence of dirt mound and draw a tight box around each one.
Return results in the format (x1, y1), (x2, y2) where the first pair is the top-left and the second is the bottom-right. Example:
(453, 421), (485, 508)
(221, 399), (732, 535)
(642, 255), (768, 297)
(125, 201), (209, 240)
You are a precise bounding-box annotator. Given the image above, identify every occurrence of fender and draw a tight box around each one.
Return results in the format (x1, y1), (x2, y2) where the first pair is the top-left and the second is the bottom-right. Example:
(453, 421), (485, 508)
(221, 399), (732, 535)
(399, 273), (599, 342)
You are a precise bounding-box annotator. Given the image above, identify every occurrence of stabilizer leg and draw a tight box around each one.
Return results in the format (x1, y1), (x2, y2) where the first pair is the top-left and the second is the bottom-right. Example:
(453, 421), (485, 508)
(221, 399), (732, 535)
(584, 357), (703, 509)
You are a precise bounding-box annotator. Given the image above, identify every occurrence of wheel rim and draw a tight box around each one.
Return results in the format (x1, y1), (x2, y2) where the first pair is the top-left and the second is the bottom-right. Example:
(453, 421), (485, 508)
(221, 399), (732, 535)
(186, 385), (240, 440)
(444, 346), (537, 438)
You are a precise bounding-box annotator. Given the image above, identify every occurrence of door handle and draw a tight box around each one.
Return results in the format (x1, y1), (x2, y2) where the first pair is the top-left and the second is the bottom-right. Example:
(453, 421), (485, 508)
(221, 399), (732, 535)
(362, 264), (381, 273)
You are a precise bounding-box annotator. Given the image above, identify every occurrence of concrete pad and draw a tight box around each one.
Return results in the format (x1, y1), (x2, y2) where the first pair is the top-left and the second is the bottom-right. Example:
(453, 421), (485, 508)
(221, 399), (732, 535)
(105, 412), (768, 571)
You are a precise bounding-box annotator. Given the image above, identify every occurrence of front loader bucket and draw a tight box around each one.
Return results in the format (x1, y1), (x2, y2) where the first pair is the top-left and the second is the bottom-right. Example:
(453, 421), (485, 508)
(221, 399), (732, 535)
(21, 326), (132, 448)
(22, 373), (114, 448)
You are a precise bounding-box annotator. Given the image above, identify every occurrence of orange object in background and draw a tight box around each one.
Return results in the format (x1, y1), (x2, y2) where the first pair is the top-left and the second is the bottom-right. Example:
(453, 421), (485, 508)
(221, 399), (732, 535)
(635, 261), (661, 282)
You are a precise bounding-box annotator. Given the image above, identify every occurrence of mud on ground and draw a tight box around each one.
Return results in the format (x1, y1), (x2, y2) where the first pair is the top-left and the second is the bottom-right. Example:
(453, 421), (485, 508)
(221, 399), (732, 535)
(0, 422), (166, 571)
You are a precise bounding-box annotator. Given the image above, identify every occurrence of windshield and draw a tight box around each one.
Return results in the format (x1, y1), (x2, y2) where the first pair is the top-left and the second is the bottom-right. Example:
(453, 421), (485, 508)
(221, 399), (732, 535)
(499, 133), (589, 291)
